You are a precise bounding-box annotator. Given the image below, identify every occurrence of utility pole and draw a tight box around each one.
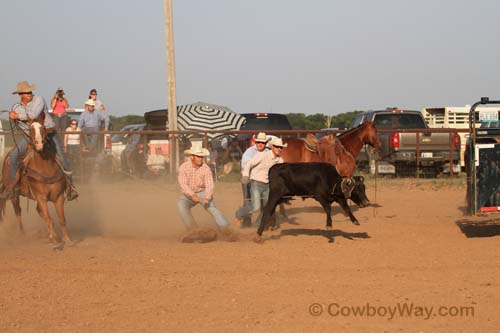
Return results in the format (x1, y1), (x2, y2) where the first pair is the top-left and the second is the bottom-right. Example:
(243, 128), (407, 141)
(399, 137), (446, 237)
(164, 0), (178, 173)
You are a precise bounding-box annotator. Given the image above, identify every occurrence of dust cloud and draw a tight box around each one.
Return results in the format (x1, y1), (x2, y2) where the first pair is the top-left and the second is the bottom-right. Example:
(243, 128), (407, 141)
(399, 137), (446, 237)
(0, 180), (194, 245)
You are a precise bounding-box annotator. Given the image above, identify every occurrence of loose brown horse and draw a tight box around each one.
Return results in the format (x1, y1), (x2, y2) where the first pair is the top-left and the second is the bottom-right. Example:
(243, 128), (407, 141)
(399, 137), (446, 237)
(0, 112), (73, 247)
(281, 122), (380, 177)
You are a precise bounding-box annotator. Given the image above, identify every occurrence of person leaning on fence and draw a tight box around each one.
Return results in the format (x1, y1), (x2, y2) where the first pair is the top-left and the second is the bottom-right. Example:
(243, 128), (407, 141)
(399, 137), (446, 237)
(64, 119), (82, 170)
(78, 99), (109, 152)
(4, 81), (78, 200)
(235, 137), (287, 227)
(177, 147), (231, 233)
(236, 132), (270, 228)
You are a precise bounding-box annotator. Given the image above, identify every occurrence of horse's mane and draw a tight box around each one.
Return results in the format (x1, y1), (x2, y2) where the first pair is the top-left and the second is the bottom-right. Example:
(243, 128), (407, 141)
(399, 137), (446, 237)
(338, 122), (368, 140)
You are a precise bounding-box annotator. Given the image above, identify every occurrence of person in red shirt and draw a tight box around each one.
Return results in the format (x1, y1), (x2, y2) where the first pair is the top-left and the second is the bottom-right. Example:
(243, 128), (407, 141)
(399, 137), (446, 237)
(177, 147), (229, 230)
(50, 87), (69, 133)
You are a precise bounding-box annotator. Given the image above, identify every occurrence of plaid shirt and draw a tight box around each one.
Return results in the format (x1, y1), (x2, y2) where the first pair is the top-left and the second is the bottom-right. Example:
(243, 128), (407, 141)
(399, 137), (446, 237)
(178, 160), (214, 200)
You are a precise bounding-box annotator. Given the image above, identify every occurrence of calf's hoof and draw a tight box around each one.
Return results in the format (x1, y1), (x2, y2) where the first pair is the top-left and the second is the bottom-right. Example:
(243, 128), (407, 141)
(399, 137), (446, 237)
(352, 220), (360, 226)
(253, 234), (265, 244)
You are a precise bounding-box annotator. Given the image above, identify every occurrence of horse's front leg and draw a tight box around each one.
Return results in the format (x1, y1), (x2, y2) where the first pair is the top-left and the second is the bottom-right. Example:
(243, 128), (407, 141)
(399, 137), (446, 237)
(10, 195), (24, 234)
(36, 198), (59, 245)
(54, 194), (73, 245)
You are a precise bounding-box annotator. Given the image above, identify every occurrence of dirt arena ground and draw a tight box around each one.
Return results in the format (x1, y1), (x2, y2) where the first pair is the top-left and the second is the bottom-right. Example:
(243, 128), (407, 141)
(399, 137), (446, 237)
(1, 177), (500, 332)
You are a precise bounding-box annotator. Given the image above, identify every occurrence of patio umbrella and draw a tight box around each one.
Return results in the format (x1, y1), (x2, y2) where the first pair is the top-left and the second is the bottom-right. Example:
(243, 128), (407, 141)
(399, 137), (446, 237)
(177, 102), (246, 140)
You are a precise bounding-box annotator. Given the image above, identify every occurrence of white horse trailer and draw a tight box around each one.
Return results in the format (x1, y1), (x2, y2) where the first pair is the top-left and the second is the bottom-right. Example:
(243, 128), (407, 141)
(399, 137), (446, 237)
(422, 106), (500, 169)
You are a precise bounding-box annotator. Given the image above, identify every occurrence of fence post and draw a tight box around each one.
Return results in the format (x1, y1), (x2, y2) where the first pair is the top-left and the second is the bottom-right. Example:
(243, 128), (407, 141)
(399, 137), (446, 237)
(449, 131), (454, 176)
(415, 132), (420, 178)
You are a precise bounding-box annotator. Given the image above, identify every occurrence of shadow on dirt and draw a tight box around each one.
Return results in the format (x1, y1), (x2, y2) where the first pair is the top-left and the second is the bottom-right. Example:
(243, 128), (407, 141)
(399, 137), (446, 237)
(274, 228), (370, 243)
(456, 217), (500, 238)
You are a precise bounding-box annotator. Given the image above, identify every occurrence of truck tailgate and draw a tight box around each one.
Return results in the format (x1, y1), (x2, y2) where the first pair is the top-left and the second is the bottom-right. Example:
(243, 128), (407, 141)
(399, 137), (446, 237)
(399, 133), (452, 151)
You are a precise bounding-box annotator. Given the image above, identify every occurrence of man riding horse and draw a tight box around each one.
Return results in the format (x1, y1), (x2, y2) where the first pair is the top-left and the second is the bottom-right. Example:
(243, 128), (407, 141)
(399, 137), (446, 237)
(3, 81), (78, 200)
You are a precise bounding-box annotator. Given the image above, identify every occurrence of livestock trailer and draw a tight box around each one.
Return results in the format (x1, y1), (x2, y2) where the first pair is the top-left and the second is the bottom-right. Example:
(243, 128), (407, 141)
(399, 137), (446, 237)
(466, 97), (500, 214)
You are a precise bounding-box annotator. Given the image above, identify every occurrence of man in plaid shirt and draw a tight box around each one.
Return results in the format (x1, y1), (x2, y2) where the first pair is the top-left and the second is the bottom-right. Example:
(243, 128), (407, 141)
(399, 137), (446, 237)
(178, 147), (229, 230)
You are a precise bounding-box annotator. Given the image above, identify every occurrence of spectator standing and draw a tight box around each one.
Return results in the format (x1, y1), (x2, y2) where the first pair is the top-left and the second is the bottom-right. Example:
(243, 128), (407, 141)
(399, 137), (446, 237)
(237, 132), (270, 228)
(235, 137), (287, 226)
(177, 147), (230, 231)
(88, 88), (105, 112)
(50, 87), (69, 134)
(78, 99), (109, 152)
(88, 88), (110, 131)
(221, 137), (243, 175)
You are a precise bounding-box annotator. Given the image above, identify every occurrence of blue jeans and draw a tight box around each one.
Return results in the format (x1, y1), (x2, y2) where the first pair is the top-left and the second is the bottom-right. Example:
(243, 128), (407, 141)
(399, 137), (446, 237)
(241, 182), (252, 225)
(49, 132), (70, 171)
(177, 191), (229, 229)
(235, 181), (269, 223)
(8, 132), (70, 183)
(83, 127), (98, 151)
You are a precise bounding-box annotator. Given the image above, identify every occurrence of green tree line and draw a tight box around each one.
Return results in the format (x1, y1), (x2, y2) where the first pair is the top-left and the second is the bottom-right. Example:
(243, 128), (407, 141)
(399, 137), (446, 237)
(286, 111), (362, 130)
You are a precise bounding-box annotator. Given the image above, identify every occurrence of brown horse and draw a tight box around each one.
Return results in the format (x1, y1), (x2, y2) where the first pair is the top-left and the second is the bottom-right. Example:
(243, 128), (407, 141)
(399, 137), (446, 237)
(281, 122), (380, 177)
(0, 112), (72, 247)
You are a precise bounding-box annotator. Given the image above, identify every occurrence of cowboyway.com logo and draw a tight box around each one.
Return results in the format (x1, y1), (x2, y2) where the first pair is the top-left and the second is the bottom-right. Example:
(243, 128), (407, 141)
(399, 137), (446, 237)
(308, 302), (475, 320)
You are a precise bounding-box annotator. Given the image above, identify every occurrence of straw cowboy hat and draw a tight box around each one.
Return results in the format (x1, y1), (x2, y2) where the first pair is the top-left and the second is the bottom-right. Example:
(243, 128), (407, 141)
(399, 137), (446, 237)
(269, 137), (288, 148)
(254, 132), (270, 143)
(85, 99), (95, 106)
(12, 81), (36, 94)
(185, 147), (210, 157)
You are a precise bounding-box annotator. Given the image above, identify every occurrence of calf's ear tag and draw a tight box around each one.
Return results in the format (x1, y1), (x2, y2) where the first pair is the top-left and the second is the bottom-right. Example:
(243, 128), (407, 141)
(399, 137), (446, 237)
(341, 177), (355, 198)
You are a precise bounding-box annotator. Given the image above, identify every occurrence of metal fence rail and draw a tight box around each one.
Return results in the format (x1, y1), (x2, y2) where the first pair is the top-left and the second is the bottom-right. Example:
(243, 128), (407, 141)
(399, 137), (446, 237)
(0, 128), (470, 182)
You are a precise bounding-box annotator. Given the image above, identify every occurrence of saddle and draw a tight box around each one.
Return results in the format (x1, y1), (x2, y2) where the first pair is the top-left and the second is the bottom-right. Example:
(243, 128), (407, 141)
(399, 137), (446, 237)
(302, 134), (355, 177)
(302, 134), (320, 153)
(302, 133), (337, 153)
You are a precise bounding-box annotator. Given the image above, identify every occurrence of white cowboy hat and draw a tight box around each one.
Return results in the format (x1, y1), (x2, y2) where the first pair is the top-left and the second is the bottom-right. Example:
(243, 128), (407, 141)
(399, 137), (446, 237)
(269, 137), (288, 148)
(185, 147), (210, 157)
(254, 132), (269, 143)
(12, 81), (36, 94)
(85, 99), (95, 106)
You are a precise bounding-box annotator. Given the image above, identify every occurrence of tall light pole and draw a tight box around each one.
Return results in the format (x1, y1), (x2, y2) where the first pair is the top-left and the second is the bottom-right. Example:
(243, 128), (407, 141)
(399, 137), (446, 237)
(164, 0), (178, 173)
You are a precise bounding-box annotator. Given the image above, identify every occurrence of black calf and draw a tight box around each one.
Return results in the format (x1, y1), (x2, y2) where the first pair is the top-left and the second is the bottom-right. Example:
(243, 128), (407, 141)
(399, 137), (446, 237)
(257, 163), (363, 236)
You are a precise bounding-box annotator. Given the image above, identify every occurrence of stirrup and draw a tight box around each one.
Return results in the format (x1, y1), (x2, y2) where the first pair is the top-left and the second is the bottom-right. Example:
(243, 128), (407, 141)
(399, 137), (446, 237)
(62, 169), (73, 176)
(66, 189), (79, 201)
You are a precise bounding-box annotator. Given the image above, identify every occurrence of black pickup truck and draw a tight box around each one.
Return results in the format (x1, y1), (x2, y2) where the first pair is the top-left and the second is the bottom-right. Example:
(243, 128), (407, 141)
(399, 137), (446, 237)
(351, 109), (461, 176)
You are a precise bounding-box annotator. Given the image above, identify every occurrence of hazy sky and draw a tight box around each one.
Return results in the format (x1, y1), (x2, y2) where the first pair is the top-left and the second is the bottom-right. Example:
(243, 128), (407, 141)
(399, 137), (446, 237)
(1, 0), (499, 117)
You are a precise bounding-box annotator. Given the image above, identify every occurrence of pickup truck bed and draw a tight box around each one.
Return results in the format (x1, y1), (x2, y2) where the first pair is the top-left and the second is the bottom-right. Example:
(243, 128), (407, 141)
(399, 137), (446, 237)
(351, 109), (460, 176)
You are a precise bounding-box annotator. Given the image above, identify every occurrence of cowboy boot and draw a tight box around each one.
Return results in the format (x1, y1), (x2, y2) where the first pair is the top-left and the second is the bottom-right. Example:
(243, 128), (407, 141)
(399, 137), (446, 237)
(66, 175), (79, 201)
(0, 181), (17, 199)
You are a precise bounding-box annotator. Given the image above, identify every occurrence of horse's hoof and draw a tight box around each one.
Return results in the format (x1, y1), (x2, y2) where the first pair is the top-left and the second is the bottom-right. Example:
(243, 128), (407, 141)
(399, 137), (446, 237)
(52, 242), (65, 251)
(352, 220), (360, 226)
(64, 239), (76, 247)
(253, 234), (264, 243)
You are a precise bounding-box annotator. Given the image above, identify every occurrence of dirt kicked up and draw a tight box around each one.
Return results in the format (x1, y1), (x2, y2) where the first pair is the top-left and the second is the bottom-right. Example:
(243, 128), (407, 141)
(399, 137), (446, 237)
(1, 179), (500, 332)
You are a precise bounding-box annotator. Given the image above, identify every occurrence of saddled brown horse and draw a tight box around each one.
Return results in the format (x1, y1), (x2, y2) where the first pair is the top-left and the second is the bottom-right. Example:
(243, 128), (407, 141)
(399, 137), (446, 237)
(0, 112), (73, 247)
(281, 122), (381, 177)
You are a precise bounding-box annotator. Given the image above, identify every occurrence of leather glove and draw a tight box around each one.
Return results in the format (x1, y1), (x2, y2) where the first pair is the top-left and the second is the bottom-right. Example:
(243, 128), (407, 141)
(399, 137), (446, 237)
(241, 176), (250, 184)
